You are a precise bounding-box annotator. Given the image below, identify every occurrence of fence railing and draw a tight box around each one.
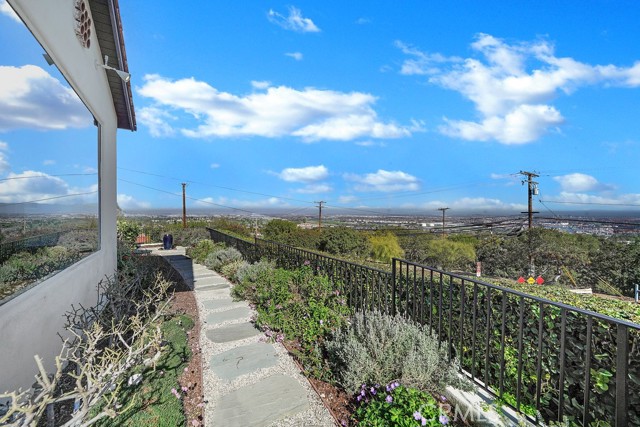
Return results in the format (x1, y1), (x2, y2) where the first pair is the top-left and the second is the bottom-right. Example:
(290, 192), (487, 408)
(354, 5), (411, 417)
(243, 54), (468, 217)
(207, 228), (640, 426)
(0, 232), (63, 263)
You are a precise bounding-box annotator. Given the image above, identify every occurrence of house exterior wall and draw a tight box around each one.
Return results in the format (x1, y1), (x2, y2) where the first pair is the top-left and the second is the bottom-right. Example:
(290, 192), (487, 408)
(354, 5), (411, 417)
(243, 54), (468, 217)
(1, 0), (119, 393)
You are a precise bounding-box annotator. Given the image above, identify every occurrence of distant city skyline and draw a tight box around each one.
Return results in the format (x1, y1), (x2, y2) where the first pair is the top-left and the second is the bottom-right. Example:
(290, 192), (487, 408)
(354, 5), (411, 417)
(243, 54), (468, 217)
(2, 1), (640, 217)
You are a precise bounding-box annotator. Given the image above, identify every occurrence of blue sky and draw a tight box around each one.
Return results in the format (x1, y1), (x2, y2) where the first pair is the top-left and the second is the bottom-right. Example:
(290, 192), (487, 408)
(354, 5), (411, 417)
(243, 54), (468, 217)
(2, 1), (640, 216)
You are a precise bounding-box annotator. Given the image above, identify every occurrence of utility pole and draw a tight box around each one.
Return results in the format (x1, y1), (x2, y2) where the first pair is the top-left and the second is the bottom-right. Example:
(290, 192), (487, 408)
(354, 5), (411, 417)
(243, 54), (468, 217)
(519, 171), (539, 276)
(519, 171), (539, 229)
(181, 183), (187, 228)
(315, 201), (325, 229)
(437, 207), (449, 238)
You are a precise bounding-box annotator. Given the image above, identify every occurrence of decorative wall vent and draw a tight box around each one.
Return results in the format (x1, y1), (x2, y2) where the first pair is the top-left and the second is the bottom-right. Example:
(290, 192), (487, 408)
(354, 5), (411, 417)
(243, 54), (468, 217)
(74, 0), (92, 48)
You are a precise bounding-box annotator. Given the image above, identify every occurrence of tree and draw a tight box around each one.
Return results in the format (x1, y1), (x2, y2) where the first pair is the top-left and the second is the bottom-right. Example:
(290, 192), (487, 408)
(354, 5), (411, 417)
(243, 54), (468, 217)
(422, 238), (475, 272)
(369, 231), (404, 263)
(116, 220), (141, 247)
(317, 227), (371, 258)
(263, 219), (298, 243)
(588, 237), (640, 296)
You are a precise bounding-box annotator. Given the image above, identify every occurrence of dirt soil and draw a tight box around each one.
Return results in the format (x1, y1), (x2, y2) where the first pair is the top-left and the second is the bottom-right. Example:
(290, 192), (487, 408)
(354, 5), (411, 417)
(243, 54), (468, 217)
(169, 278), (205, 427)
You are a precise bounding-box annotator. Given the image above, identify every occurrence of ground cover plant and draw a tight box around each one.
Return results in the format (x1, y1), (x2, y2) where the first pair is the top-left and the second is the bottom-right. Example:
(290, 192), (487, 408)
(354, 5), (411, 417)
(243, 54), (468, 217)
(353, 382), (448, 427)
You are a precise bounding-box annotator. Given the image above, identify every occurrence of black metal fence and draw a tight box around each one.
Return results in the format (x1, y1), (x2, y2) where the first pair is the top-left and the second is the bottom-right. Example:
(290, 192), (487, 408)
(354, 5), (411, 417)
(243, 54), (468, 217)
(0, 232), (63, 263)
(207, 228), (640, 426)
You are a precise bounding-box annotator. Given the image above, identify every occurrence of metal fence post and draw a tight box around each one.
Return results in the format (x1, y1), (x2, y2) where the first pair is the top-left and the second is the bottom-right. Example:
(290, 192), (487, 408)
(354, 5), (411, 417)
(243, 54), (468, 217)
(391, 258), (397, 316)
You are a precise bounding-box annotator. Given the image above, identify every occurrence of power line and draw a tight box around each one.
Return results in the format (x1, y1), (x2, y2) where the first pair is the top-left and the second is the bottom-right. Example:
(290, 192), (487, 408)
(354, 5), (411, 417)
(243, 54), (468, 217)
(118, 178), (266, 216)
(539, 200), (640, 207)
(0, 173), (97, 183)
(0, 191), (98, 206)
(118, 166), (313, 205)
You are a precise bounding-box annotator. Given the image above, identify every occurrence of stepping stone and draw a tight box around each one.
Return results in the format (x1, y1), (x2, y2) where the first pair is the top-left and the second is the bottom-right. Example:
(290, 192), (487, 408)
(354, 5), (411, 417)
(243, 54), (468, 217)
(203, 299), (242, 310)
(206, 322), (260, 343)
(206, 306), (251, 324)
(210, 342), (278, 381)
(195, 285), (229, 293)
(193, 277), (227, 287)
(211, 374), (309, 427)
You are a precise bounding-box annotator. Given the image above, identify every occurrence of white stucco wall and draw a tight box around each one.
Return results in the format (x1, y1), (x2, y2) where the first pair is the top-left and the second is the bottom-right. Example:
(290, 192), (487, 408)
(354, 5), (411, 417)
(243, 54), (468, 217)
(1, 0), (119, 393)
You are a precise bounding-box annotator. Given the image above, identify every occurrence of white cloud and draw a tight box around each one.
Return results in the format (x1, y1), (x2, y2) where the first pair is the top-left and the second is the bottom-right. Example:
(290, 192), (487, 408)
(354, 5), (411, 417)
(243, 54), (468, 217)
(210, 163), (220, 169)
(295, 184), (332, 194)
(398, 34), (640, 144)
(278, 165), (328, 183)
(338, 195), (358, 204)
(194, 196), (286, 209)
(251, 80), (271, 89)
(439, 104), (564, 144)
(285, 52), (303, 61)
(0, 0), (20, 23)
(117, 194), (151, 210)
(43, 159), (56, 166)
(138, 106), (176, 137)
(355, 17), (371, 25)
(421, 197), (525, 212)
(346, 169), (420, 192)
(0, 170), (94, 204)
(551, 192), (640, 207)
(267, 6), (320, 33)
(138, 75), (412, 142)
(355, 140), (386, 147)
(0, 65), (91, 131)
(0, 141), (8, 174)
(553, 173), (615, 193)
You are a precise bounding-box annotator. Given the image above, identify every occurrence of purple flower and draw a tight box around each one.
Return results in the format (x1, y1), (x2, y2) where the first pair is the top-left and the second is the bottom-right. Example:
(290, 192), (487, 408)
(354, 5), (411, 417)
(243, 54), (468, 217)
(440, 395), (447, 402)
(385, 395), (393, 403)
(413, 411), (422, 421)
(370, 387), (376, 395)
(356, 395), (362, 402)
(422, 418), (428, 426)
(319, 319), (324, 325)
(439, 414), (449, 425)
(393, 381), (400, 388)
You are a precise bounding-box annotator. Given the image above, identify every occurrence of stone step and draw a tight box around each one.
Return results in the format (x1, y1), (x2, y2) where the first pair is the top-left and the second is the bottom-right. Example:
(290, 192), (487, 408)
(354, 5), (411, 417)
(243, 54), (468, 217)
(211, 374), (310, 427)
(205, 322), (261, 343)
(210, 342), (278, 381)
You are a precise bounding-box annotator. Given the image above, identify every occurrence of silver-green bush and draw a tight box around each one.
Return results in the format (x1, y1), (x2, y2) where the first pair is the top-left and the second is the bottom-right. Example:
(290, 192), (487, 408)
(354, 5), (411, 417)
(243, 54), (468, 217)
(204, 247), (242, 272)
(220, 259), (245, 280)
(324, 311), (472, 394)
(234, 259), (275, 284)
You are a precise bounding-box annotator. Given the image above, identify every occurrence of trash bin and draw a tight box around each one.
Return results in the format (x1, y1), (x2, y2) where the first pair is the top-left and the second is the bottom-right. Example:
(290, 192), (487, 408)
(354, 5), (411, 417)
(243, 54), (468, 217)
(162, 234), (171, 250)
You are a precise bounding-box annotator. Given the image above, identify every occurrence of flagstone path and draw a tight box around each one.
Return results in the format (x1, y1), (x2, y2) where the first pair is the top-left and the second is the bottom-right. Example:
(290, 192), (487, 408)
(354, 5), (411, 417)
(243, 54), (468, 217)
(154, 246), (336, 427)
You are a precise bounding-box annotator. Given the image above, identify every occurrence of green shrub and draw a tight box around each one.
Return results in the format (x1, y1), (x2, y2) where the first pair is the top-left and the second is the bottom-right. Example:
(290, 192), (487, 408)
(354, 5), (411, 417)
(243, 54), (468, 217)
(353, 382), (445, 427)
(235, 259), (275, 285)
(204, 247), (242, 272)
(116, 220), (141, 247)
(186, 239), (223, 264)
(220, 259), (245, 280)
(248, 267), (351, 380)
(171, 227), (210, 248)
(325, 311), (471, 395)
